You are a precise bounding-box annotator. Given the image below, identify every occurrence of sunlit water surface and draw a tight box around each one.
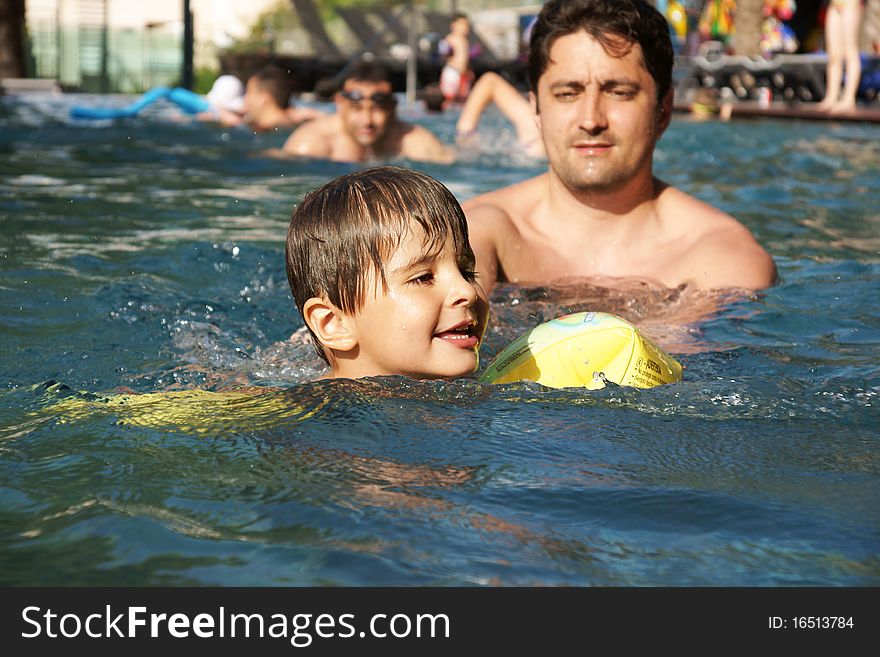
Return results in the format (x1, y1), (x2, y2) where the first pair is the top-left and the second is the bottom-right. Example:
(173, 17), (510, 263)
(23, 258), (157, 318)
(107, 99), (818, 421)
(0, 93), (877, 585)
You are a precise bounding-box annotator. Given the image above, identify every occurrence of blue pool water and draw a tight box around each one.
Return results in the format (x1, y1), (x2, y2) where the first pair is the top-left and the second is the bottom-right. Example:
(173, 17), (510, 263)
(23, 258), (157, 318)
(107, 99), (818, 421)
(0, 93), (878, 585)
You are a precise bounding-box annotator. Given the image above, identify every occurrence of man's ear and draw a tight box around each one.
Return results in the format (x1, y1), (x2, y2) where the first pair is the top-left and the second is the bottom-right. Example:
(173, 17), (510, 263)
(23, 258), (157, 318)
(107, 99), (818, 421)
(302, 297), (357, 353)
(657, 88), (674, 136)
(529, 90), (541, 134)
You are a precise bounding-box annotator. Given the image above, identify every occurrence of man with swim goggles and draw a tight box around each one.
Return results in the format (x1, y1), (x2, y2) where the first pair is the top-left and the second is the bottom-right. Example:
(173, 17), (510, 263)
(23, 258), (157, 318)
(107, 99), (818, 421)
(338, 89), (396, 109)
(281, 61), (453, 164)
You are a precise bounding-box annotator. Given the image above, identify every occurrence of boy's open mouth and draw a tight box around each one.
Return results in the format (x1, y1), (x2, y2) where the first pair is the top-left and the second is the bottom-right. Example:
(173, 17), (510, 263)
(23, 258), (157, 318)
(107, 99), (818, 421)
(433, 321), (479, 348)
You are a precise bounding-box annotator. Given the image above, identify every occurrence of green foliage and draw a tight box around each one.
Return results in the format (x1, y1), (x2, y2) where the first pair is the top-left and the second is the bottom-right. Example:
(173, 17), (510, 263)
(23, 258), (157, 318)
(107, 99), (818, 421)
(224, 0), (298, 53)
(193, 67), (220, 95)
(223, 0), (414, 53)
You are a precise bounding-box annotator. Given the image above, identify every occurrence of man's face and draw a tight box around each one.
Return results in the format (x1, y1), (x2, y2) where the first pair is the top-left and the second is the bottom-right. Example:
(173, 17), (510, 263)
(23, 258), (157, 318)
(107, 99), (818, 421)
(337, 80), (395, 147)
(243, 78), (264, 117)
(533, 31), (670, 194)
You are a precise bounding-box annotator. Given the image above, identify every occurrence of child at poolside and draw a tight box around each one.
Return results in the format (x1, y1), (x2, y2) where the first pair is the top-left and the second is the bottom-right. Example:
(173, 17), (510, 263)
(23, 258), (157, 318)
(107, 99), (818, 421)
(285, 166), (489, 380)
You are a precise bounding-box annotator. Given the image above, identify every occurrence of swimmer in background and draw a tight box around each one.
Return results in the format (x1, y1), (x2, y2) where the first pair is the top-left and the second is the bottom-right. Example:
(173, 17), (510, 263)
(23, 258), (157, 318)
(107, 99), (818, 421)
(439, 13), (476, 106)
(196, 74), (247, 126)
(278, 61), (453, 163)
(455, 71), (546, 158)
(242, 64), (325, 131)
(816, 0), (864, 113)
(463, 0), (777, 295)
(285, 166), (489, 380)
(687, 86), (733, 121)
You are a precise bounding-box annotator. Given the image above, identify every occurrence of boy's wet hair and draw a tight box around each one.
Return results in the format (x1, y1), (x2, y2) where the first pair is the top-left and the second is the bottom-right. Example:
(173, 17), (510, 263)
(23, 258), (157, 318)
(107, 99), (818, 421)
(285, 166), (473, 363)
(528, 0), (673, 105)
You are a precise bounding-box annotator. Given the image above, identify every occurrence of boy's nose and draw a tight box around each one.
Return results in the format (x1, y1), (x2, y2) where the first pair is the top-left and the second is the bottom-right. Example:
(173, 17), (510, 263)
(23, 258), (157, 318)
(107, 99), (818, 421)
(447, 272), (478, 307)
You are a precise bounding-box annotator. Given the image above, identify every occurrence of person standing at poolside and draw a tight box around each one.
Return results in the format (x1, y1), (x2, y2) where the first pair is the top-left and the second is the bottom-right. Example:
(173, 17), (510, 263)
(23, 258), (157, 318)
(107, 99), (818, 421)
(462, 0), (776, 294)
(816, 0), (864, 113)
(439, 13), (476, 106)
(279, 61), (454, 164)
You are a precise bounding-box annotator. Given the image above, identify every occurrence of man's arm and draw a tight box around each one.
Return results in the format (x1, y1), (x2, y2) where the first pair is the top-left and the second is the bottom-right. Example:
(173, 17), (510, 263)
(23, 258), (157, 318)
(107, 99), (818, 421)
(690, 224), (777, 290)
(464, 203), (509, 294)
(402, 125), (455, 164)
(281, 119), (333, 158)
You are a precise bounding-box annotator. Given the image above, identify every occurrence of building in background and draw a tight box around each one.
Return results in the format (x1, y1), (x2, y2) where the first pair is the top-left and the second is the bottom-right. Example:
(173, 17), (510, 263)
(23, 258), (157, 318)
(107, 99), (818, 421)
(25, 0), (280, 92)
(23, 0), (548, 93)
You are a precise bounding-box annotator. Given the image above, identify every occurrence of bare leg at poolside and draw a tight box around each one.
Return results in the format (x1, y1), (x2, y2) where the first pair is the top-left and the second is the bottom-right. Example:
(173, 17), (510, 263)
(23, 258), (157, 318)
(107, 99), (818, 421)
(817, 0), (863, 113)
(456, 72), (545, 158)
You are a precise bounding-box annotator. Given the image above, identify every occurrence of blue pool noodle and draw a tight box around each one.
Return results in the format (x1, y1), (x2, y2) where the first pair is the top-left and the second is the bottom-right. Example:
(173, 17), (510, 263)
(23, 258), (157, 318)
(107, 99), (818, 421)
(70, 86), (211, 120)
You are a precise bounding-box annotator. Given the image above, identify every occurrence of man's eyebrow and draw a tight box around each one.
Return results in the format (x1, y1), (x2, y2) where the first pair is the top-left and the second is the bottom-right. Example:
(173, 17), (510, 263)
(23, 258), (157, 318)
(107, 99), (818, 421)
(600, 76), (641, 88)
(548, 76), (641, 90)
(548, 80), (585, 91)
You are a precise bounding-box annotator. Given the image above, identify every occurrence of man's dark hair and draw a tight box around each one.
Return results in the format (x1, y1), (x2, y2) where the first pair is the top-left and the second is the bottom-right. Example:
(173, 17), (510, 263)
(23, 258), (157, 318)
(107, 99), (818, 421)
(250, 64), (294, 108)
(343, 60), (393, 86)
(314, 76), (339, 101)
(285, 167), (473, 364)
(527, 0), (673, 105)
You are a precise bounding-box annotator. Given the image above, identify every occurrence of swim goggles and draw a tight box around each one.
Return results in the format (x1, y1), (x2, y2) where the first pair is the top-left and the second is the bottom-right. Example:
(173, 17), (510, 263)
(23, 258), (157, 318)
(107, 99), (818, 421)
(339, 89), (396, 108)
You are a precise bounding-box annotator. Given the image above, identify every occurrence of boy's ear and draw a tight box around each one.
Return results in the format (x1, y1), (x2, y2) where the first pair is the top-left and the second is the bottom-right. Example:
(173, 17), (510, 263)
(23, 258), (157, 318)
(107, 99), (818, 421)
(302, 297), (358, 353)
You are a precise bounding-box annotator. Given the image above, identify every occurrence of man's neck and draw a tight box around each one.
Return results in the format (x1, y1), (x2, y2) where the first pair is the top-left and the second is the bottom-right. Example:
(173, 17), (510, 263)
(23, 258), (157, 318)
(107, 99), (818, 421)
(251, 106), (293, 131)
(543, 168), (661, 231)
(356, 122), (403, 161)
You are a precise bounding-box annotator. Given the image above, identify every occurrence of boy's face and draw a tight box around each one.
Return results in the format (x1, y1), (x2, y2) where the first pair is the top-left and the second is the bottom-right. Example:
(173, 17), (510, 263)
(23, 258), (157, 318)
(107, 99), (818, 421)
(342, 222), (489, 380)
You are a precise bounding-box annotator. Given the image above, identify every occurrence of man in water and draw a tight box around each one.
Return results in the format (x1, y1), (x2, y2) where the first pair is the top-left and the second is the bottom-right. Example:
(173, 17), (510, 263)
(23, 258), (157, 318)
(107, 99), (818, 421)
(280, 61), (454, 164)
(463, 0), (776, 293)
(243, 65), (325, 131)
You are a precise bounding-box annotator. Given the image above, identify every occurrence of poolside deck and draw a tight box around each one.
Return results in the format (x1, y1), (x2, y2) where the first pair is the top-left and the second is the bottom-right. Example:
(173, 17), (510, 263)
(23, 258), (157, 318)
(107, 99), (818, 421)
(673, 100), (880, 123)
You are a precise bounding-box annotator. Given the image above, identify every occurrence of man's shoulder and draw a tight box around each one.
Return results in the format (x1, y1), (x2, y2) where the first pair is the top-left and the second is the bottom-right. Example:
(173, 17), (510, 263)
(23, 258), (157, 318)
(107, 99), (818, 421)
(290, 114), (339, 138)
(295, 113), (338, 135)
(461, 174), (546, 215)
(398, 120), (437, 143)
(282, 114), (338, 155)
(395, 121), (453, 163)
(658, 186), (777, 290)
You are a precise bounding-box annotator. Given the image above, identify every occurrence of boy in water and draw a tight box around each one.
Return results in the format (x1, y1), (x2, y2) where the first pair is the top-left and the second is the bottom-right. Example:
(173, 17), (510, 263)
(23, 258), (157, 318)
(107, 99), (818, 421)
(285, 167), (489, 380)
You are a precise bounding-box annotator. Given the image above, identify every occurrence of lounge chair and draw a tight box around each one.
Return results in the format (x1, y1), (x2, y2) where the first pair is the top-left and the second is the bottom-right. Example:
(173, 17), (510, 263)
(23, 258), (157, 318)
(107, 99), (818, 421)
(289, 0), (344, 61)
